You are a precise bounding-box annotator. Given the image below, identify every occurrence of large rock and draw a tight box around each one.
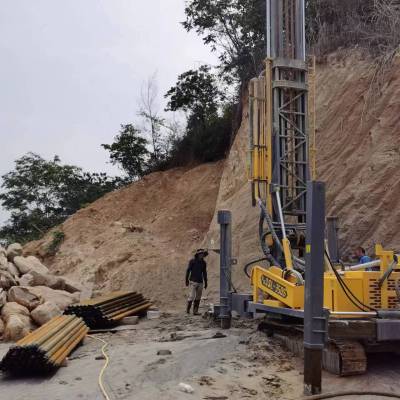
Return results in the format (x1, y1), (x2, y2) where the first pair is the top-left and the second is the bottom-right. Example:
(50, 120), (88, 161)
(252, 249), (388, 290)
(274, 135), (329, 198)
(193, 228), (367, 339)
(6, 243), (23, 261)
(4, 315), (31, 341)
(0, 254), (8, 270)
(13, 257), (34, 275)
(61, 277), (84, 294)
(26, 255), (49, 272)
(0, 317), (4, 337)
(0, 246), (6, 257)
(7, 262), (20, 278)
(29, 286), (79, 311)
(7, 286), (43, 311)
(1, 302), (30, 321)
(31, 302), (62, 326)
(18, 273), (35, 287)
(18, 271), (70, 291)
(2, 302), (33, 340)
(0, 289), (7, 308)
(13, 256), (49, 275)
(0, 270), (17, 290)
(29, 271), (65, 290)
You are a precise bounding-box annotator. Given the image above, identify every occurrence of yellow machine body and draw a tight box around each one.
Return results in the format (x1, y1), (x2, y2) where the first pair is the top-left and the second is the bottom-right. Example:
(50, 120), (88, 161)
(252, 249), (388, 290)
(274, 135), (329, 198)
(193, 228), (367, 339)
(252, 265), (305, 309)
(251, 245), (400, 312)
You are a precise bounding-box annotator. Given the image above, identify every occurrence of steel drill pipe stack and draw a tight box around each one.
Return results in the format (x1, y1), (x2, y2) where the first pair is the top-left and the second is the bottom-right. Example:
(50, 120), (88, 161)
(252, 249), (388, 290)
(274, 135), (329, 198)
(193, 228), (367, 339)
(0, 315), (88, 376)
(64, 291), (152, 329)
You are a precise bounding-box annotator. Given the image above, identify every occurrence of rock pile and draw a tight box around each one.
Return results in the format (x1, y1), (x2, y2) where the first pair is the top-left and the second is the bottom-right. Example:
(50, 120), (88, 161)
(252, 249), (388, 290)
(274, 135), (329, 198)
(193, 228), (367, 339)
(0, 243), (83, 342)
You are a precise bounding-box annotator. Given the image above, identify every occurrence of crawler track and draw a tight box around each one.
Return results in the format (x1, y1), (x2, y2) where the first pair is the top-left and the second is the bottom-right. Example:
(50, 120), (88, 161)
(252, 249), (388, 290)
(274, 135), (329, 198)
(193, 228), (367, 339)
(259, 320), (367, 376)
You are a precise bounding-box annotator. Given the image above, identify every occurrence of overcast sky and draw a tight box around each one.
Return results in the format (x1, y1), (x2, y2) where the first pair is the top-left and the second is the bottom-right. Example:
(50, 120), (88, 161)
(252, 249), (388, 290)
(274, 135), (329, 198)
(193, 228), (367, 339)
(0, 0), (217, 224)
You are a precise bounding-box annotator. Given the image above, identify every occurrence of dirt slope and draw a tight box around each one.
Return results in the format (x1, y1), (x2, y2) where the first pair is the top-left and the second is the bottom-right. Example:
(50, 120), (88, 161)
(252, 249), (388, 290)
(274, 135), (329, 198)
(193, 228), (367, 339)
(315, 53), (400, 257)
(25, 162), (224, 307)
(25, 53), (400, 307)
(204, 52), (400, 299)
(201, 94), (260, 299)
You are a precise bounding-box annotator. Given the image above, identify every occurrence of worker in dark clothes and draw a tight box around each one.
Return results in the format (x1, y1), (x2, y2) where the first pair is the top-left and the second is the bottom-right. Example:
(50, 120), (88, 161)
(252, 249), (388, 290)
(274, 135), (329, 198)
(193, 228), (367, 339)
(185, 249), (208, 315)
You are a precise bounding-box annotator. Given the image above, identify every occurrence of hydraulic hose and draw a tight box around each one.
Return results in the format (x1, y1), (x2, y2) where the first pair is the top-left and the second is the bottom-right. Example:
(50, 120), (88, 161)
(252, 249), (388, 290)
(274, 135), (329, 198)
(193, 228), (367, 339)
(299, 391), (400, 400)
(244, 257), (270, 278)
(258, 199), (284, 254)
(258, 199), (307, 274)
(293, 256), (305, 272)
(283, 268), (304, 285)
(326, 250), (376, 312)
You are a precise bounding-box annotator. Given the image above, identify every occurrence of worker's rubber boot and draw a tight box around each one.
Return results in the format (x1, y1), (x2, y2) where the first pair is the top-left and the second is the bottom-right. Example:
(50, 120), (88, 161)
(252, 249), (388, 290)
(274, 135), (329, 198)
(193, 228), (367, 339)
(193, 300), (201, 315)
(186, 301), (193, 314)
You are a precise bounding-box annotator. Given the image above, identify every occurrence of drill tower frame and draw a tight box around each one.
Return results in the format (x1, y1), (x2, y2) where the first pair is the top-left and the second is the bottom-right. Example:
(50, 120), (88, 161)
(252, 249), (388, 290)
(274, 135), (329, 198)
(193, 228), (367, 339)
(249, 0), (315, 234)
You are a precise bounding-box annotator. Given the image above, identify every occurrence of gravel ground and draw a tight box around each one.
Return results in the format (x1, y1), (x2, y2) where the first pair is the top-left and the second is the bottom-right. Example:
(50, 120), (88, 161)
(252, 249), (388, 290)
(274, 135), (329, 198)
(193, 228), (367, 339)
(1, 311), (400, 400)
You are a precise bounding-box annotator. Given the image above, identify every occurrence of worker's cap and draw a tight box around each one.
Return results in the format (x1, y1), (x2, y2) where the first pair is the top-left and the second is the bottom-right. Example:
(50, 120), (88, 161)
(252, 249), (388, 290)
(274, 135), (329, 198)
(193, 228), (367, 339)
(195, 248), (209, 257)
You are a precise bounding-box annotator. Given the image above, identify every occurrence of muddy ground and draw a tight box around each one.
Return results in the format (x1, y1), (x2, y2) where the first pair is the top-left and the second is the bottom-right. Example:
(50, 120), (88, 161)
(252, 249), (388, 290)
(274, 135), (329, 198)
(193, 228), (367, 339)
(1, 308), (400, 400)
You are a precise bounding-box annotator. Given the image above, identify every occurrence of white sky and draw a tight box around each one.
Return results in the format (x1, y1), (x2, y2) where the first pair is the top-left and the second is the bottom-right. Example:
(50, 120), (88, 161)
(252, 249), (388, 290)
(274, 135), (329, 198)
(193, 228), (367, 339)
(0, 0), (217, 224)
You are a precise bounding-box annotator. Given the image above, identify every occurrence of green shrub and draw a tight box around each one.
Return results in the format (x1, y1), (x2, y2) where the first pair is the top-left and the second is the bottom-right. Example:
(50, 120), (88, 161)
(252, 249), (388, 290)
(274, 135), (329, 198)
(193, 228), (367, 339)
(46, 230), (65, 256)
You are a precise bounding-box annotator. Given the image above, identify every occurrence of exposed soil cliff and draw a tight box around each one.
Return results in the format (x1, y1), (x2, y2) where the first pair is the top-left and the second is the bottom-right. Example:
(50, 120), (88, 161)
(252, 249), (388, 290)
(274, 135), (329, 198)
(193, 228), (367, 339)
(25, 162), (224, 307)
(26, 53), (400, 307)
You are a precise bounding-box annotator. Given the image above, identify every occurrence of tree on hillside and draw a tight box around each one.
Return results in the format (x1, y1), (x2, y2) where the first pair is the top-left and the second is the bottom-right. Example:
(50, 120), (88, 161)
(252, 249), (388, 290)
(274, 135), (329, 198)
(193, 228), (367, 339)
(184, 0), (400, 81)
(307, 0), (400, 56)
(164, 65), (233, 164)
(165, 65), (222, 116)
(0, 153), (121, 244)
(101, 124), (149, 179)
(180, 1), (265, 154)
(139, 74), (165, 164)
(183, 0), (266, 83)
(138, 74), (182, 171)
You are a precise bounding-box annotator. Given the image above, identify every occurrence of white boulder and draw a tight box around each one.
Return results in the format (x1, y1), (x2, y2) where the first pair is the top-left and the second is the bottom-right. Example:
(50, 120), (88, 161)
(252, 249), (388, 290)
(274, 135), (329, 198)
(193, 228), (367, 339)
(29, 286), (79, 311)
(7, 286), (43, 311)
(61, 277), (84, 294)
(6, 243), (23, 261)
(1, 301), (33, 340)
(0, 246), (6, 257)
(0, 254), (8, 270)
(0, 270), (17, 290)
(13, 256), (49, 275)
(1, 302), (30, 320)
(31, 302), (62, 326)
(0, 289), (7, 308)
(30, 270), (64, 289)
(4, 315), (31, 341)
(18, 273), (35, 287)
(7, 262), (20, 278)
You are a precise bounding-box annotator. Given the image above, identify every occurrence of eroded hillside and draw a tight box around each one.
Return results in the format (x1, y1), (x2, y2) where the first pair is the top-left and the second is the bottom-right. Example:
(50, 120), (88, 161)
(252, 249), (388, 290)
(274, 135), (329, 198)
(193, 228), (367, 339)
(25, 162), (224, 307)
(205, 52), (400, 299)
(25, 53), (400, 307)
(315, 53), (400, 256)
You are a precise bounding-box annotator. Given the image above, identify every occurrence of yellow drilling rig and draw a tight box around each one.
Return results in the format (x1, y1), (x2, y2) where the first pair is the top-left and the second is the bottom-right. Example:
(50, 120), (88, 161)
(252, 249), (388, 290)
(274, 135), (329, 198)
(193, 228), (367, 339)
(218, 0), (400, 378)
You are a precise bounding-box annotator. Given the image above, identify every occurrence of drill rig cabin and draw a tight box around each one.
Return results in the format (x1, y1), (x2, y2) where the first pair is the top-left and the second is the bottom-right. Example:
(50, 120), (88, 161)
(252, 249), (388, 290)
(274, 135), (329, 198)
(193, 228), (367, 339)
(223, 0), (400, 376)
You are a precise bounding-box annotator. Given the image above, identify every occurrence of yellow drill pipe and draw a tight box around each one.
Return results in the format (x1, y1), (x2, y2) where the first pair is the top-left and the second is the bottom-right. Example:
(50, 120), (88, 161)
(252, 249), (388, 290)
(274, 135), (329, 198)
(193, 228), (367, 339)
(17, 315), (64, 346)
(51, 326), (88, 366)
(41, 318), (83, 353)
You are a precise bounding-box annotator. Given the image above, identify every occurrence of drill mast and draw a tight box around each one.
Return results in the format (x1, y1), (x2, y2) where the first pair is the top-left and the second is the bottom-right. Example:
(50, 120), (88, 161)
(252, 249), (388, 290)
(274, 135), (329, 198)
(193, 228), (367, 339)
(249, 0), (314, 266)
